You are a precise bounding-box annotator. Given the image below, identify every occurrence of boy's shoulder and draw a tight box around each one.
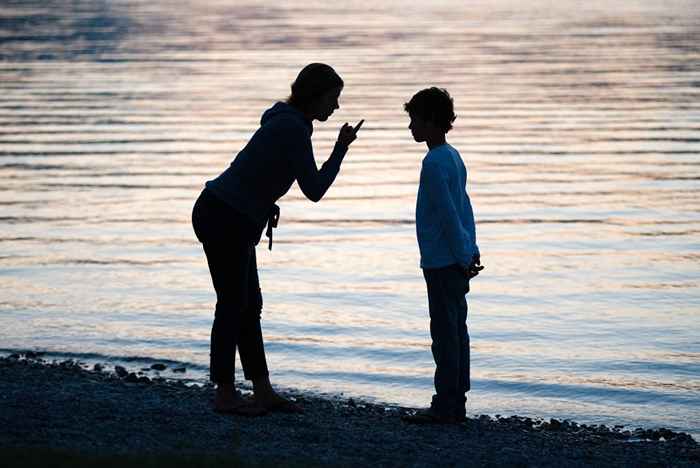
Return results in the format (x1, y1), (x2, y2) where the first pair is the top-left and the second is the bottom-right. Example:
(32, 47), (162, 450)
(423, 144), (459, 165)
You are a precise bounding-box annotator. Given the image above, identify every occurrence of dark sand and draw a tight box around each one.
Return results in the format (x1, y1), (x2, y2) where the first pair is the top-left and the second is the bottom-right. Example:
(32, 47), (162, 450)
(1, 354), (697, 467)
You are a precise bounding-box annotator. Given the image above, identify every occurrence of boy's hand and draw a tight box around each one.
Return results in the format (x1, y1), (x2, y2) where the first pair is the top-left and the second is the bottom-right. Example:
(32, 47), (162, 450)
(337, 119), (364, 147)
(460, 256), (484, 279)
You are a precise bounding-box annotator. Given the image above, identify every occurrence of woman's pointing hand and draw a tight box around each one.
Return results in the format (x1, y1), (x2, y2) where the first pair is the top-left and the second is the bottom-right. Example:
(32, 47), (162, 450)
(337, 119), (364, 147)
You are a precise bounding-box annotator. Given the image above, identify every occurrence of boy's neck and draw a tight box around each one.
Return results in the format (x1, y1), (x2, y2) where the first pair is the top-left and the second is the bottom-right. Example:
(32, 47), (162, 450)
(426, 135), (447, 150)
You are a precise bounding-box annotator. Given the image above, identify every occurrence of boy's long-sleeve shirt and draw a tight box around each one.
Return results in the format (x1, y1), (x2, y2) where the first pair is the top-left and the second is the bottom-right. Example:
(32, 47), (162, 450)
(416, 143), (479, 269)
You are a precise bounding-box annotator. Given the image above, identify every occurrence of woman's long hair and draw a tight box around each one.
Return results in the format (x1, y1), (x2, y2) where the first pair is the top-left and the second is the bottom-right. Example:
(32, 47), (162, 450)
(287, 63), (343, 112)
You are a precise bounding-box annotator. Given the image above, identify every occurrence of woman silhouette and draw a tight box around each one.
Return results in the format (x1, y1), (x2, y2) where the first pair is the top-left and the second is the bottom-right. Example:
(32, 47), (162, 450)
(192, 63), (363, 414)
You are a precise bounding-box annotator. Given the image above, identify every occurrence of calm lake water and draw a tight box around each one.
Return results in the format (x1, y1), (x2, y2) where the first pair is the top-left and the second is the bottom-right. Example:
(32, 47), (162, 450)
(1, 0), (699, 438)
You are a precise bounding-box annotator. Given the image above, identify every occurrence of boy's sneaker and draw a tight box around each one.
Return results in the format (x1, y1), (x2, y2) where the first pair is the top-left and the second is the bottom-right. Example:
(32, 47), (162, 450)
(401, 407), (460, 424)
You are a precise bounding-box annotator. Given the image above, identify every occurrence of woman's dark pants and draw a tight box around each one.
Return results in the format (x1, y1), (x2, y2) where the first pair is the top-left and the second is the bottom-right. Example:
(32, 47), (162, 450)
(192, 189), (269, 384)
(423, 265), (470, 419)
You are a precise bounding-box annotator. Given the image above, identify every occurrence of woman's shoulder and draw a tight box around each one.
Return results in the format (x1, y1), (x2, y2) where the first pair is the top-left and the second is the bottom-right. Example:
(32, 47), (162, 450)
(261, 102), (312, 137)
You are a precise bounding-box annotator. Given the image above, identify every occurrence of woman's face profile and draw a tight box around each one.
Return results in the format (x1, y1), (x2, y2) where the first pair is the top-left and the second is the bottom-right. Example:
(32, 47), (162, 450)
(311, 86), (342, 121)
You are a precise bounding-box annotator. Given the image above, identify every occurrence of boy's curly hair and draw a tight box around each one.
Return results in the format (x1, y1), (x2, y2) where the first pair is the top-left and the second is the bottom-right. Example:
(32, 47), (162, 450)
(404, 87), (456, 133)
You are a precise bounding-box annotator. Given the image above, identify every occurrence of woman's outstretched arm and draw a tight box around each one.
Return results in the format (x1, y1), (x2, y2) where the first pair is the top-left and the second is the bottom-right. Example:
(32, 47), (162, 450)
(292, 120), (363, 202)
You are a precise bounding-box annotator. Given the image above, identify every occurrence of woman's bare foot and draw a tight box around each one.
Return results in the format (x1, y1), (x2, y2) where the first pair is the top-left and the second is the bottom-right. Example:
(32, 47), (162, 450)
(213, 383), (266, 416)
(252, 377), (304, 413)
(255, 391), (304, 413)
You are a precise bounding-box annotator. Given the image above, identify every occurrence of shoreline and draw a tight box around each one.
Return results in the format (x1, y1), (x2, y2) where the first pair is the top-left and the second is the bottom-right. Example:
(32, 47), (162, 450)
(0, 354), (698, 467)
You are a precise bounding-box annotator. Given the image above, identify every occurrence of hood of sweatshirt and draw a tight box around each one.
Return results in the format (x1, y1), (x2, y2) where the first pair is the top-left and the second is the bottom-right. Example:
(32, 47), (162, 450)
(260, 101), (313, 136)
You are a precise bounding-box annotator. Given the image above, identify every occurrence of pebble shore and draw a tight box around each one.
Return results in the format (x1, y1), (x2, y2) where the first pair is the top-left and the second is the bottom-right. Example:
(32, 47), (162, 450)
(1, 354), (698, 467)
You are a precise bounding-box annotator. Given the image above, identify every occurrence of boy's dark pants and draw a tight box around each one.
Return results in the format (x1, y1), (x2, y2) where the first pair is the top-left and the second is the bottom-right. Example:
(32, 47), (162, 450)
(192, 189), (269, 384)
(423, 265), (470, 418)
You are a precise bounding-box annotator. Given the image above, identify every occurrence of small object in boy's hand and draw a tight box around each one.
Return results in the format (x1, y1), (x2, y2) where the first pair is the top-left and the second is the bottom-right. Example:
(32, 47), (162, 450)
(469, 264), (484, 278)
(460, 262), (483, 279)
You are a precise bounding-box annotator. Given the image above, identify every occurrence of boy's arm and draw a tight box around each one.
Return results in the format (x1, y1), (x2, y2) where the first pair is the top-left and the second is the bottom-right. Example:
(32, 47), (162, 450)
(422, 160), (475, 265)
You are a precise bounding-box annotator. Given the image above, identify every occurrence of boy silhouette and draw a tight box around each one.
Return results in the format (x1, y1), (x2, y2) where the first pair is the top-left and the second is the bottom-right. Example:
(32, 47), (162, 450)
(402, 87), (482, 424)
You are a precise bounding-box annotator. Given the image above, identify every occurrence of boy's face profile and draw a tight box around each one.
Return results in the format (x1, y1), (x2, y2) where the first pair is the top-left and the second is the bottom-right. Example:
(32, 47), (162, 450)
(408, 113), (430, 142)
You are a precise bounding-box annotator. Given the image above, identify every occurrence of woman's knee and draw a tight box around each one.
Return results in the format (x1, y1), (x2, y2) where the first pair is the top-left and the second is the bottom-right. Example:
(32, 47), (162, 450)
(214, 299), (248, 321)
(242, 306), (263, 322)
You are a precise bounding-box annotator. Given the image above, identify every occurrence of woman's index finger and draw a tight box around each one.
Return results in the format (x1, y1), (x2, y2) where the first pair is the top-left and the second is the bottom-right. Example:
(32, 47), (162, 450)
(353, 119), (365, 134)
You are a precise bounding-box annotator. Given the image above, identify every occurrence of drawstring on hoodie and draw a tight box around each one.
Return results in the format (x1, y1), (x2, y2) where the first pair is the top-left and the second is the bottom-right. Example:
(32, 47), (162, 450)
(266, 204), (280, 250)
